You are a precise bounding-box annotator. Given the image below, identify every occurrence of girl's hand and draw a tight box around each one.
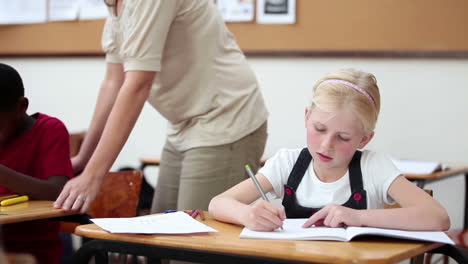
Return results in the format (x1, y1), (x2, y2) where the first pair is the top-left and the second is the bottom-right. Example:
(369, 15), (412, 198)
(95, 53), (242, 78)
(303, 204), (363, 228)
(243, 200), (285, 231)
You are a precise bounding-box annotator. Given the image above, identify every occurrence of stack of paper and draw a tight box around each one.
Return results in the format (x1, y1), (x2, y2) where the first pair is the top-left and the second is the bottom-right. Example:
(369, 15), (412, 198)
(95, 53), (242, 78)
(392, 159), (443, 174)
(91, 212), (218, 234)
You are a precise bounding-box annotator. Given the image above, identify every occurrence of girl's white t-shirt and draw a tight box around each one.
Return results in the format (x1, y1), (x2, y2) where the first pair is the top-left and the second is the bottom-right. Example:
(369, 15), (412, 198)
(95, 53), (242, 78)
(258, 149), (402, 209)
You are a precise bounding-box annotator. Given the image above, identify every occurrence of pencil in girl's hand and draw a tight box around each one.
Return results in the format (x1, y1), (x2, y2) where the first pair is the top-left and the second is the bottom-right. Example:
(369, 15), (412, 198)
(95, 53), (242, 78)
(245, 164), (283, 230)
(245, 165), (269, 201)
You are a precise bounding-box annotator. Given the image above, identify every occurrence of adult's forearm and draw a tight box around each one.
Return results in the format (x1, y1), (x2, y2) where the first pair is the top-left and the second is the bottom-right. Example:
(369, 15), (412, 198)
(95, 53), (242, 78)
(81, 78), (153, 182)
(77, 80), (122, 164)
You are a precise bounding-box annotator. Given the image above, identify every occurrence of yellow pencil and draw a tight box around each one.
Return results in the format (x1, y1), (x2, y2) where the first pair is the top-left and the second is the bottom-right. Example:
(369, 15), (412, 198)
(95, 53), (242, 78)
(0, 195), (29, 206)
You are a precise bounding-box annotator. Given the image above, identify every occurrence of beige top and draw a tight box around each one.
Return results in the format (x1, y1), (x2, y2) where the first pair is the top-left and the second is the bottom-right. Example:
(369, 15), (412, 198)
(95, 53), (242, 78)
(102, 0), (268, 151)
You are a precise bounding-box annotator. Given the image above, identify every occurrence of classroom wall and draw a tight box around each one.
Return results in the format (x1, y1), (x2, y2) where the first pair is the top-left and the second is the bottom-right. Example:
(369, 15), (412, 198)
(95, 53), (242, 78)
(2, 57), (467, 230)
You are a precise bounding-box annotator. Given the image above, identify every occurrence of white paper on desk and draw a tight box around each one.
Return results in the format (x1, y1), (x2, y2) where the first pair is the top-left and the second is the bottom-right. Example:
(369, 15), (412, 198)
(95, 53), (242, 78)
(91, 212), (218, 234)
(392, 159), (442, 174)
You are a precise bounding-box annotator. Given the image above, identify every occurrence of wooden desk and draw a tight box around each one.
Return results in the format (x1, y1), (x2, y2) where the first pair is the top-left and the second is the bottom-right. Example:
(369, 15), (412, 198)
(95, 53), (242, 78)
(0, 200), (80, 225)
(404, 166), (468, 186)
(404, 166), (468, 229)
(137, 163), (468, 228)
(139, 156), (160, 171)
(139, 156), (269, 169)
(74, 213), (446, 264)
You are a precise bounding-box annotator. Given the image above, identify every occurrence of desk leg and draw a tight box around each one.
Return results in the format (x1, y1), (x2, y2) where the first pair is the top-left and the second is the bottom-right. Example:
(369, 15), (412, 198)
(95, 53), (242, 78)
(465, 173), (468, 229)
(413, 179), (426, 189)
(409, 254), (423, 264)
(73, 239), (111, 264)
(428, 244), (468, 264)
(74, 238), (320, 264)
(74, 239), (161, 264)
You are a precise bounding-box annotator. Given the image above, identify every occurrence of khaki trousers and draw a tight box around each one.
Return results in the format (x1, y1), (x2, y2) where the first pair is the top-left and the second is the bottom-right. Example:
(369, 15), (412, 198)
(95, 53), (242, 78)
(151, 121), (267, 213)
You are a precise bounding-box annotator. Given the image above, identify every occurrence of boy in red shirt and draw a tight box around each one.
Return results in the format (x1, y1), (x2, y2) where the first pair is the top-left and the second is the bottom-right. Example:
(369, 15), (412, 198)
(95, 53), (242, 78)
(0, 63), (74, 264)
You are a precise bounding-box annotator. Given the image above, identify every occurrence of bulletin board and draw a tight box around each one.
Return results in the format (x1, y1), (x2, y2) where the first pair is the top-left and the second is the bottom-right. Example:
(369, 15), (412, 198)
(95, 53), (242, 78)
(1, 0), (467, 57)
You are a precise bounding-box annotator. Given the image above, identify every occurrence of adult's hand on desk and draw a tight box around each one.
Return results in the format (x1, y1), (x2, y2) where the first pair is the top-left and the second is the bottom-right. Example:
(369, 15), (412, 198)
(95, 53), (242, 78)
(54, 173), (102, 213)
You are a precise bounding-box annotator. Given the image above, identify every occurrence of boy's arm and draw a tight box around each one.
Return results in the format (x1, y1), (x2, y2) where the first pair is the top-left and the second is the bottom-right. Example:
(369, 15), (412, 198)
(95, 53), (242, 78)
(0, 165), (68, 200)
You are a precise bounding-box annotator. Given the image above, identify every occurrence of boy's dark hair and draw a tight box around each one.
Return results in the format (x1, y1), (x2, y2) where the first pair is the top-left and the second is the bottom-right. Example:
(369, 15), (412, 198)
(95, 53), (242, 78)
(0, 63), (24, 111)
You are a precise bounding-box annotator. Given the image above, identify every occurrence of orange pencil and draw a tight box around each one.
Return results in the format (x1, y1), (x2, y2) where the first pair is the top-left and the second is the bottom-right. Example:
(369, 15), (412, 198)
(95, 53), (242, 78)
(0, 194), (19, 202)
(198, 210), (205, 221)
(190, 209), (200, 219)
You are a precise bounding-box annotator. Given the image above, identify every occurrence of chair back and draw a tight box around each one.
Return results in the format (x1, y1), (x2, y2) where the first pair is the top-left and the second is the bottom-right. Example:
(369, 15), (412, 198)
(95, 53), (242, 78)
(69, 131), (86, 157)
(69, 131), (143, 217)
(88, 170), (143, 218)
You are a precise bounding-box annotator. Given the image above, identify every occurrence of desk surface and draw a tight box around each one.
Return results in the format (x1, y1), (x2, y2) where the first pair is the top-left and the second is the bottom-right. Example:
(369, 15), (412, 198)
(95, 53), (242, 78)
(76, 214), (442, 264)
(0, 200), (78, 225)
(404, 166), (468, 181)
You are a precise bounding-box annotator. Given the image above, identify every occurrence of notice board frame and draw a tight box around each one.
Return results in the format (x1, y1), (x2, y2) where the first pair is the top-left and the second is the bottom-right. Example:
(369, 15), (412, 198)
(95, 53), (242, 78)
(1, 0), (467, 58)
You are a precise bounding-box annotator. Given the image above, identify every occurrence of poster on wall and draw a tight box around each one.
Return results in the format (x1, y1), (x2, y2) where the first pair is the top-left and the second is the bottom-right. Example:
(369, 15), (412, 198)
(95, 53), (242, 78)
(49, 0), (81, 21)
(216, 0), (254, 22)
(256, 0), (296, 24)
(79, 0), (108, 20)
(0, 0), (47, 24)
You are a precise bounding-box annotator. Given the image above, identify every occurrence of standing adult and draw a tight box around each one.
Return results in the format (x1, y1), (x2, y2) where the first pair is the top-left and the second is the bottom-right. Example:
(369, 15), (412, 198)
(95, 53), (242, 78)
(54, 0), (268, 213)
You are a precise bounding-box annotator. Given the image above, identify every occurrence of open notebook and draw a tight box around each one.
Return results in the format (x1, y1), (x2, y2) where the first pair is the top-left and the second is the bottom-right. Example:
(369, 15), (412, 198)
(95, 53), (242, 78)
(240, 219), (454, 245)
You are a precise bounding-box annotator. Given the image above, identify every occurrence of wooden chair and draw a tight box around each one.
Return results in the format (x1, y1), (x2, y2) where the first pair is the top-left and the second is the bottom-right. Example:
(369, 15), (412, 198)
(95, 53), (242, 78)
(60, 170), (143, 233)
(91, 170), (144, 263)
(68, 132), (143, 217)
(60, 170), (143, 263)
(88, 170), (143, 219)
(69, 131), (86, 158)
(63, 132), (145, 261)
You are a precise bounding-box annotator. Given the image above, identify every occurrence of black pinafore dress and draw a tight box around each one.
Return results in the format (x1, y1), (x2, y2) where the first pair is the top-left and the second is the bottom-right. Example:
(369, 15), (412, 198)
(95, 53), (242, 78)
(282, 148), (367, 218)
